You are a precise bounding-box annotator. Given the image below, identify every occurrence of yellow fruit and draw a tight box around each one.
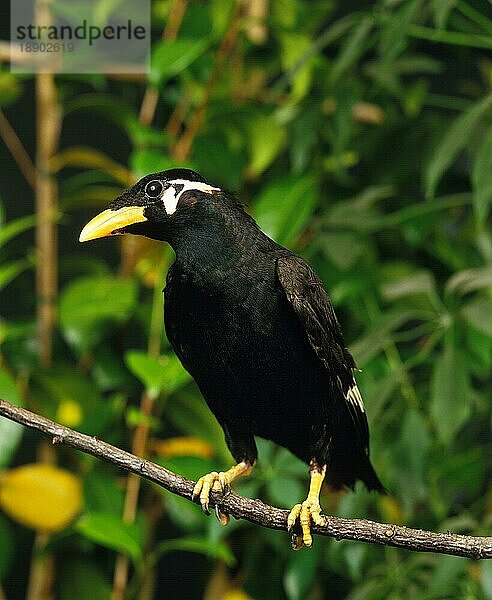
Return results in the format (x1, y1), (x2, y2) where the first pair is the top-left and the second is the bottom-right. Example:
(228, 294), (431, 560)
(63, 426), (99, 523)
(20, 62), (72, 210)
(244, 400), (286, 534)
(56, 398), (83, 427)
(0, 464), (82, 532)
(151, 436), (215, 459)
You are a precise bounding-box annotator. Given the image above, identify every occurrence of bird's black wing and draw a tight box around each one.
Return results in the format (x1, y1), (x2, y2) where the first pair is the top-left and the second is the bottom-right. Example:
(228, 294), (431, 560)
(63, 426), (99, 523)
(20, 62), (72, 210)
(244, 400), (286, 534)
(276, 254), (369, 451)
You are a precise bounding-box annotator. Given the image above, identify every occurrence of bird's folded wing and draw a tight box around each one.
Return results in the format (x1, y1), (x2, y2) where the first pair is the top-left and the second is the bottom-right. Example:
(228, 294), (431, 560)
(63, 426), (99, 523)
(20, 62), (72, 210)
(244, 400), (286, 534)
(276, 254), (369, 452)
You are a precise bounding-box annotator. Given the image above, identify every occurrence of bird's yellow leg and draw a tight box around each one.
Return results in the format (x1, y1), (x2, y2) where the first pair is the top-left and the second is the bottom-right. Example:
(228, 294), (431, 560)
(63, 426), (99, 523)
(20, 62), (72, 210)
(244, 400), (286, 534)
(192, 460), (254, 518)
(287, 461), (326, 549)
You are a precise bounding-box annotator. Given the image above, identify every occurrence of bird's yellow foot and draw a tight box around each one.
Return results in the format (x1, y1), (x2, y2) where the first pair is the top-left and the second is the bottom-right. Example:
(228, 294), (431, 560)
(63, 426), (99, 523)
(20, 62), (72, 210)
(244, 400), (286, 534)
(287, 460), (326, 549)
(192, 460), (253, 519)
(287, 498), (326, 548)
(192, 471), (229, 515)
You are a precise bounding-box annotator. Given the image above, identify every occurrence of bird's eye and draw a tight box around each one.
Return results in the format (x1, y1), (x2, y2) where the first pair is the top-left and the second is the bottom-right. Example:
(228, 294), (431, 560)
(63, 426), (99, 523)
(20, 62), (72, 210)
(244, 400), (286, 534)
(145, 180), (164, 199)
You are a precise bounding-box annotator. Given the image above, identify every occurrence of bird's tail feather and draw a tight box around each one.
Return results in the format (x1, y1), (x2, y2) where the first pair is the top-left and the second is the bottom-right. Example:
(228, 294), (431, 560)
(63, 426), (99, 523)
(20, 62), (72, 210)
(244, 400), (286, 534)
(327, 448), (385, 493)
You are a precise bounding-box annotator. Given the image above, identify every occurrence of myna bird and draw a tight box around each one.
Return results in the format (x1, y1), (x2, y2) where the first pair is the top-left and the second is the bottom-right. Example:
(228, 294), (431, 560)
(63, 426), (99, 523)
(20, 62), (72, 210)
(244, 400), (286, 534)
(80, 168), (384, 549)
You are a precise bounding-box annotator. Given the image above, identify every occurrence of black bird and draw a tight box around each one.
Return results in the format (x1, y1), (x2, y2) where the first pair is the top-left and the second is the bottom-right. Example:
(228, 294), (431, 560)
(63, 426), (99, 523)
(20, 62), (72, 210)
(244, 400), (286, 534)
(80, 168), (384, 548)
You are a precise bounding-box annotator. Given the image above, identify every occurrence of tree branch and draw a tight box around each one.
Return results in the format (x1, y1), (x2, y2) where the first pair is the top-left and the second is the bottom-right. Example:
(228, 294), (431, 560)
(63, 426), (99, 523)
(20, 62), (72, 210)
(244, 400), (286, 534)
(0, 109), (37, 189)
(0, 399), (490, 560)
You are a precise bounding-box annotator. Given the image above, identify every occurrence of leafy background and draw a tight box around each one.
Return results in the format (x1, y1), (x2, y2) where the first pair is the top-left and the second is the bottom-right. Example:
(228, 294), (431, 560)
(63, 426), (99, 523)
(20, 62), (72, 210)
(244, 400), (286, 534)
(0, 0), (491, 598)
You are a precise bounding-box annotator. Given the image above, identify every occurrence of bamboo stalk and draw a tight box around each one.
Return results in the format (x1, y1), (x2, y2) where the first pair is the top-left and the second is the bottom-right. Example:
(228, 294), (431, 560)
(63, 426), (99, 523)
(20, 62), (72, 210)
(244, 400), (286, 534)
(35, 72), (60, 368)
(27, 69), (61, 600)
(27, 1), (62, 597)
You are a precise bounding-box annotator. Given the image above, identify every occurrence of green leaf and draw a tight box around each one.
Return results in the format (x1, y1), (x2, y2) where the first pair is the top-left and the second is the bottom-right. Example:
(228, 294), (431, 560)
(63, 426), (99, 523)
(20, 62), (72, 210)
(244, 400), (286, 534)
(465, 326), (492, 374)
(446, 264), (492, 295)
(284, 545), (320, 600)
(63, 93), (134, 130)
(125, 120), (169, 148)
(193, 132), (246, 189)
(278, 32), (313, 100)
(380, 270), (437, 301)
(166, 393), (230, 462)
(33, 366), (112, 436)
(129, 149), (176, 179)
(92, 344), (132, 391)
(273, 447), (307, 478)
(0, 214), (36, 249)
(83, 469), (125, 516)
(158, 456), (217, 482)
(247, 115), (286, 178)
(351, 309), (426, 366)
(0, 259), (30, 291)
(209, 0), (235, 37)
(425, 92), (492, 198)
(253, 174), (316, 246)
(0, 368), (24, 469)
(436, 447), (486, 500)
(343, 543), (367, 582)
(149, 38), (209, 87)
(126, 406), (160, 429)
(0, 515), (13, 580)
(325, 185), (394, 231)
(267, 476), (304, 509)
(431, 340), (471, 444)
(431, 0), (458, 29)
(159, 493), (205, 532)
(482, 560), (492, 600)
(76, 513), (143, 561)
(380, 0), (423, 64)
(472, 123), (492, 226)
(125, 350), (191, 399)
(461, 298), (492, 337)
(58, 557), (111, 600)
(393, 409), (431, 511)
(320, 232), (366, 270)
(0, 72), (22, 107)
(59, 276), (137, 352)
(154, 536), (235, 568)
(429, 554), (468, 595)
(330, 17), (373, 84)
(125, 350), (167, 399)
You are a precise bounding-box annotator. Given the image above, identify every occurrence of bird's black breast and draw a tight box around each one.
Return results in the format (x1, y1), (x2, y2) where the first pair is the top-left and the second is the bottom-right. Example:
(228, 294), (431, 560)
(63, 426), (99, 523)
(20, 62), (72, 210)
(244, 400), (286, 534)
(163, 252), (329, 457)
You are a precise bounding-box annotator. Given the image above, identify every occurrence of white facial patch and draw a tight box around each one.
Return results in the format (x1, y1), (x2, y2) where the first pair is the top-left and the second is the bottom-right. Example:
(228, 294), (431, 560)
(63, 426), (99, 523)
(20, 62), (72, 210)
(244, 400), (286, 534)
(161, 179), (220, 215)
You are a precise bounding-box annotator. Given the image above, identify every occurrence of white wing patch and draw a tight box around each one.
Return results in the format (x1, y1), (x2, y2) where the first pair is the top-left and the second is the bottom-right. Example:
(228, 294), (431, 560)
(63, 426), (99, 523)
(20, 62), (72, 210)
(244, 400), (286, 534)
(162, 179), (220, 215)
(347, 382), (365, 413)
(337, 375), (365, 413)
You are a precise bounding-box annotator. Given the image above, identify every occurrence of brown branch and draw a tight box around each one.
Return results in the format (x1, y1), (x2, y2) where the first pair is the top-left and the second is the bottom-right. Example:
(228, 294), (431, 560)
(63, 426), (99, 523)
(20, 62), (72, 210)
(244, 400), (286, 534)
(171, 1), (244, 161)
(0, 109), (37, 189)
(139, 0), (188, 128)
(0, 399), (490, 560)
(163, 0), (189, 42)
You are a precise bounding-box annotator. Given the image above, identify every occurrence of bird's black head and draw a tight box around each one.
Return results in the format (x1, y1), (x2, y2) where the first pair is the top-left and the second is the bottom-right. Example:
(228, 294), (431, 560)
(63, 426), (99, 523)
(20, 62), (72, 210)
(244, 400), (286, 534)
(79, 169), (223, 243)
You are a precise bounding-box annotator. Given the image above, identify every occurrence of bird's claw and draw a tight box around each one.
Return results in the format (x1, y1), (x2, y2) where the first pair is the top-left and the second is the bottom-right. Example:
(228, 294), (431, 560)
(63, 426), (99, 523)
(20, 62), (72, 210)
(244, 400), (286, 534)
(290, 530), (304, 551)
(192, 471), (231, 517)
(215, 503), (230, 526)
(287, 499), (326, 548)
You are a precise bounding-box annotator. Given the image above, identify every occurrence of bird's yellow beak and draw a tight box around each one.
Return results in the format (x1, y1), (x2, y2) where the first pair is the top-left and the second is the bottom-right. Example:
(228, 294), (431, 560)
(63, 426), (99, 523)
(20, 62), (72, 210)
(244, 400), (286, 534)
(79, 206), (148, 242)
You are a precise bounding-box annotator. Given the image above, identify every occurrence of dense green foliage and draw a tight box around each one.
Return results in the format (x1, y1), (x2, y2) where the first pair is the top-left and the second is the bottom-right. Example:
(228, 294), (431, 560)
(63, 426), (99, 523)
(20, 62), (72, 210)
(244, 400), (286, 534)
(0, 0), (491, 598)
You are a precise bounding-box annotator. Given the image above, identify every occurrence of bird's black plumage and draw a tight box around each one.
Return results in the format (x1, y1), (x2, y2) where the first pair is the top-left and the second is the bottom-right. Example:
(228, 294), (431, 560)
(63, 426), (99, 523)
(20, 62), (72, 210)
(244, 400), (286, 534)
(80, 168), (383, 546)
(162, 189), (381, 490)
